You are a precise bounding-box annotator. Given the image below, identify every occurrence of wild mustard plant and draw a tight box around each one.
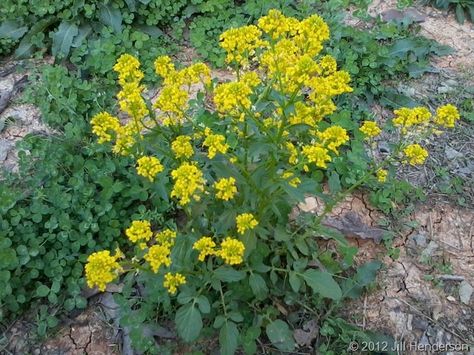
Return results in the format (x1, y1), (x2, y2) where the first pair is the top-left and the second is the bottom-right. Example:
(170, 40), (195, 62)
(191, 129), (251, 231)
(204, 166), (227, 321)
(86, 9), (460, 353)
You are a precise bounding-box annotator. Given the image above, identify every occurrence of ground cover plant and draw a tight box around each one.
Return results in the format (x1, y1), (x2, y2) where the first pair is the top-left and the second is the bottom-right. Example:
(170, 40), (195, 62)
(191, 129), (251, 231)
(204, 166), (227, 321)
(84, 10), (461, 353)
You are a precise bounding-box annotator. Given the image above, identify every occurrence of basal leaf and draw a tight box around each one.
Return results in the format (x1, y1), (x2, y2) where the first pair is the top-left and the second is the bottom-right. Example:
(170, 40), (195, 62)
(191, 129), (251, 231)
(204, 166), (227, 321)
(98, 4), (123, 33)
(265, 320), (295, 352)
(0, 20), (28, 40)
(175, 303), (202, 342)
(219, 321), (239, 355)
(52, 21), (79, 58)
(303, 269), (342, 300)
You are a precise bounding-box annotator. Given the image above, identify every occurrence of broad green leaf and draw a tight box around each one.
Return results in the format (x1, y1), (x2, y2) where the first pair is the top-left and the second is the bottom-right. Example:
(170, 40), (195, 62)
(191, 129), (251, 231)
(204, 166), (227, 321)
(14, 18), (55, 59)
(328, 172), (341, 193)
(175, 303), (202, 342)
(455, 4), (465, 24)
(124, 0), (136, 11)
(52, 21), (79, 58)
(214, 266), (246, 282)
(249, 273), (268, 299)
(0, 20), (28, 40)
(303, 270), (342, 300)
(98, 4), (122, 33)
(219, 321), (239, 355)
(289, 271), (301, 292)
(265, 320), (295, 352)
(196, 295), (210, 314)
(72, 24), (92, 48)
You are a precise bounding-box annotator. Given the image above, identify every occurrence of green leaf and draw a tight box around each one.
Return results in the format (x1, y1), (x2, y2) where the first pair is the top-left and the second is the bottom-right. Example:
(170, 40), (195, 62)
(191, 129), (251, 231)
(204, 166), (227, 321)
(196, 295), (210, 314)
(175, 303), (202, 342)
(328, 172), (341, 193)
(124, 0), (136, 11)
(72, 24), (92, 48)
(14, 18), (56, 59)
(303, 270), (342, 300)
(265, 320), (295, 352)
(98, 4), (123, 33)
(36, 284), (50, 297)
(249, 273), (268, 299)
(214, 266), (246, 282)
(52, 21), (78, 58)
(455, 4), (465, 24)
(0, 20), (28, 40)
(289, 271), (301, 292)
(219, 321), (239, 355)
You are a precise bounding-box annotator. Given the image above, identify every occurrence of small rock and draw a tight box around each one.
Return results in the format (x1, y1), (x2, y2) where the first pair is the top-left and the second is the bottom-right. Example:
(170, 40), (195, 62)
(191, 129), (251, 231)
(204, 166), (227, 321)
(421, 241), (438, 259)
(459, 281), (473, 305)
(447, 295), (456, 302)
(298, 196), (318, 213)
(412, 233), (427, 247)
(437, 86), (455, 94)
(445, 146), (463, 160)
(0, 139), (12, 162)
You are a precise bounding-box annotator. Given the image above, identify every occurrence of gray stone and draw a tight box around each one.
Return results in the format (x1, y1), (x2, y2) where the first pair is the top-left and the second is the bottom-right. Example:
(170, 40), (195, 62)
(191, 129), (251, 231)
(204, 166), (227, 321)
(459, 281), (473, 305)
(412, 233), (427, 247)
(445, 146), (463, 160)
(0, 139), (12, 162)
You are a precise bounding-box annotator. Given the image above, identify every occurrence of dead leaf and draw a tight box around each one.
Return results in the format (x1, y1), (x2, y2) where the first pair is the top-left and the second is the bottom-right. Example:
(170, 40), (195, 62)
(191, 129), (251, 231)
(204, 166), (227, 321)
(293, 319), (319, 347)
(322, 212), (385, 243)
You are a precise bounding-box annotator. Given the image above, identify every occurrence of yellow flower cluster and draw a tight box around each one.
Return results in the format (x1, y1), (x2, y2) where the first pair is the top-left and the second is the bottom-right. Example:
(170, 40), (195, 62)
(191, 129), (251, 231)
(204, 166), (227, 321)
(282, 171), (301, 187)
(85, 250), (122, 291)
(302, 145), (331, 169)
(114, 54), (149, 121)
(236, 213), (258, 235)
(125, 220), (153, 245)
(216, 237), (245, 265)
(172, 135), (194, 159)
(144, 244), (171, 273)
(154, 56), (211, 125)
(203, 128), (229, 159)
(359, 121), (381, 138)
(213, 80), (254, 116)
(393, 107), (431, 133)
(155, 229), (177, 248)
(403, 144), (428, 166)
(257, 9), (299, 40)
(193, 236), (216, 261)
(287, 142), (299, 164)
(163, 272), (186, 294)
(214, 177), (237, 201)
(220, 25), (265, 66)
(317, 126), (349, 154)
(376, 169), (388, 183)
(434, 104), (460, 128)
(136, 156), (164, 182)
(90, 112), (121, 143)
(171, 163), (205, 205)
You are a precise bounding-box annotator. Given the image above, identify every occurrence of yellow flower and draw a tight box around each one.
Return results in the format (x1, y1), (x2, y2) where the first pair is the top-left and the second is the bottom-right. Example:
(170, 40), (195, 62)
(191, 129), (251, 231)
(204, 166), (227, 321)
(193, 237), (216, 261)
(434, 104), (459, 128)
(85, 250), (122, 291)
(171, 162), (205, 205)
(112, 123), (139, 156)
(172, 135), (194, 159)
(90, 112), (121, 143)
(214, 177), (237, 201)
(220, 25), (264, 66)
(154, 55), (176, 79)
(393, 107), (431, 130)
(163, 272), (186, 294)
(217, 237), (245, 265)
(203, 128), (229, 159)
(182, 62), (212, 86)
(240, 71), (261, 87)
(302, 145), (331, 168)
(294, 14), (330, 57)
(125, 220), (153, 245)
(257, 9), (299, 39)
(286, 142), (299, 164)
(213, 81), (253, 116)
(376, 169), (388, 183)
(155, 229), (177, 248)
(136, 156), (164, 181)
(117, 81), (149, 120)
(360, 121), (381, 138)
(144, 244), (171, 273)
(236, 213), (258, 234)
(317, 126), (349, 154)
(113, 54), (144, 85)
(282, 171), (301, 187)
(154, 85), (188, 120)
(403, 144), (428, 166)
